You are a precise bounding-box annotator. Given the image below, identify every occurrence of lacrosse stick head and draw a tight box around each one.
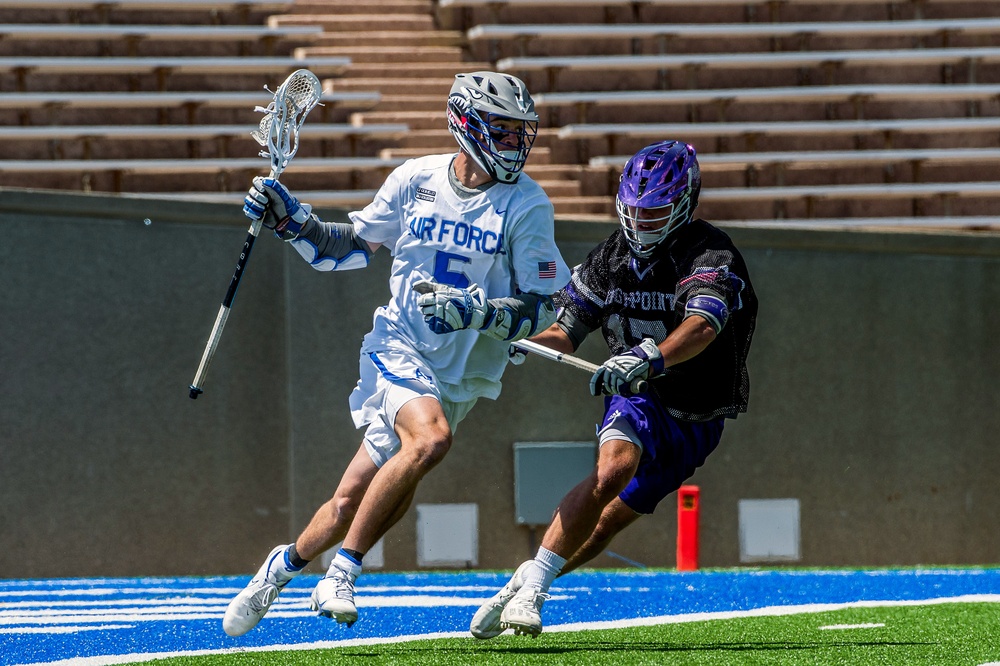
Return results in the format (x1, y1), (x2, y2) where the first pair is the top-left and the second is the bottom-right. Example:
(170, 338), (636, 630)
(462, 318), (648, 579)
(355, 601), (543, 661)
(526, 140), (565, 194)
(251, 69), (323, 177)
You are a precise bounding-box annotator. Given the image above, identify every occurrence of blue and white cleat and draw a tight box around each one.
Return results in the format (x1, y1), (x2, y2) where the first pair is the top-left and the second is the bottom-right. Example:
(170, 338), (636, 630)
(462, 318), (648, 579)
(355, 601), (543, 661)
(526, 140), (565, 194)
(310, 564), (359, 627)
(469, 560), (532, 639)
(223, 544), (297, 637)
(500, 586), (550, 638)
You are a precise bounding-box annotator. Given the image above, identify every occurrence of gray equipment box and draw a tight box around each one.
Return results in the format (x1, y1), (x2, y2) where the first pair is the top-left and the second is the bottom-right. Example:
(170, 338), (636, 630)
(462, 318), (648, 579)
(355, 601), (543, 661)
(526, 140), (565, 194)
(513, 441), (596, 525)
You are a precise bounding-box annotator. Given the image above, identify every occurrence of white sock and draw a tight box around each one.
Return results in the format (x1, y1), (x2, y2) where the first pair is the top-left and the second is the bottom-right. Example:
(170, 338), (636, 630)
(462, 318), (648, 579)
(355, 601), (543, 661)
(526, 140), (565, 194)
(522, 547), (566, 593)
(330, 550), (363, 579)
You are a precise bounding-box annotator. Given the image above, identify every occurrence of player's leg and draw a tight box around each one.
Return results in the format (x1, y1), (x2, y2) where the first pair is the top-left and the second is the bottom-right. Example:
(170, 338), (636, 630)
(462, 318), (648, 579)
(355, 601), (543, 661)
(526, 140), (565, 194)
(223, 444), (378, 637)
(311, 350), (476, 626)
(561, 497), (641, 575)
(295, 445), (380, 560)
(345, 395), (453, 553)
(500, 436), (641, 637)
(312, 396), (452, 626)
(565, 411), (726, 573)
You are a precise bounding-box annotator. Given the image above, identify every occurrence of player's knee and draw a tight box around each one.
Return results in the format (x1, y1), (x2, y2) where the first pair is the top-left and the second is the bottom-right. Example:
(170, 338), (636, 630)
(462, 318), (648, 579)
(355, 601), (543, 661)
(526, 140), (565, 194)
(331, 494), (361, 524)
(593, 466), (634, 503)
(404, 432), (452, 470)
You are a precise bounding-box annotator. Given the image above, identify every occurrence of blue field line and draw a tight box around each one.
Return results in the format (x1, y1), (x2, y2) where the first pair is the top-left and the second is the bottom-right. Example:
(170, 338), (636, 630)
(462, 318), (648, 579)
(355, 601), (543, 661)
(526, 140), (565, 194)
(2, 568), (1000, 665)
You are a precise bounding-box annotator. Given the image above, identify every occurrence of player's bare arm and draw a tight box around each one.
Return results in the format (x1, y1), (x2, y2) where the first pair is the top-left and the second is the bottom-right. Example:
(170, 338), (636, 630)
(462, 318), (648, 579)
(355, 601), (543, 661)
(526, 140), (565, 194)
(656, 313), (717, 369)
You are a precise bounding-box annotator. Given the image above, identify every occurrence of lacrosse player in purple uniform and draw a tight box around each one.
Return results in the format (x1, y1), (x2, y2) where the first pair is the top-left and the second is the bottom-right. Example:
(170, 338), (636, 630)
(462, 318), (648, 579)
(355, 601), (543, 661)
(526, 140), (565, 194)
(221, 71), (570, 636)
(471, 140), (758, 638)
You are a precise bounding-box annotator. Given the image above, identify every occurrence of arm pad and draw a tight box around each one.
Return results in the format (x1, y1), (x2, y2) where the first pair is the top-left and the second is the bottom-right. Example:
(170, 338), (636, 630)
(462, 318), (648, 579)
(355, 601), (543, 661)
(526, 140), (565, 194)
(555, 308), (591, 352)
(684, 293), (729, 334)
(479, 293), (558, 342)
(289, 217), (372, 272)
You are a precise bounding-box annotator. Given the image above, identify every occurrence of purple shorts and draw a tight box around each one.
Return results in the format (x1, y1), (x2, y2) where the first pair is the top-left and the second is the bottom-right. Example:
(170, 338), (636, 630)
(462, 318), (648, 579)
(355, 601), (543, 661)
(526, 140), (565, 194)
(601, 394), (724, 514)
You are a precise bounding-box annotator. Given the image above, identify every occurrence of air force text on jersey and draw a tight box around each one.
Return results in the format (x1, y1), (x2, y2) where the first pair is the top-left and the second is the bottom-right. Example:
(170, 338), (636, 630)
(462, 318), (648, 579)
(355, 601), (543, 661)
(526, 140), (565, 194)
(408, 215), (506, 256)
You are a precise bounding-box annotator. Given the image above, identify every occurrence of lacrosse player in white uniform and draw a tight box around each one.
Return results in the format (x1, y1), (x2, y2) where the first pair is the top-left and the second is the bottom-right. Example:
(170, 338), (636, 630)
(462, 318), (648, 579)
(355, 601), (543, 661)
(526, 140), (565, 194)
(222, 71), (570, 637)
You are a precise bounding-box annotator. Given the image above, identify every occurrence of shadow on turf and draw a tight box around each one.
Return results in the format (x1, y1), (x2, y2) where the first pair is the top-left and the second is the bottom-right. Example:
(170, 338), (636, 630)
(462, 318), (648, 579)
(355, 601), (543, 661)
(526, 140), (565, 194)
(339, 638), (933, 658)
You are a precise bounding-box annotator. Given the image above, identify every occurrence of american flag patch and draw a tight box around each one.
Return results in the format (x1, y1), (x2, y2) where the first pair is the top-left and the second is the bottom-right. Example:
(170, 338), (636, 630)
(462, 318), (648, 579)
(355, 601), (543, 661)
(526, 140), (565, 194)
(538, 260), (558, 279)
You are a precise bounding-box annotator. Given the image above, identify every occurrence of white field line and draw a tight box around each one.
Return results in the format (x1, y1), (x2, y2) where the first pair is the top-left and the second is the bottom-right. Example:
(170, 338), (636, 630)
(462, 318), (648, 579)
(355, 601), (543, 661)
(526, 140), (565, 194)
(15, 594), (1000, 666)
(0, 595), (573, 626)
(0, 584), (501, 598)
(0, 625), (134, 635)
(819, 622), (885, 630)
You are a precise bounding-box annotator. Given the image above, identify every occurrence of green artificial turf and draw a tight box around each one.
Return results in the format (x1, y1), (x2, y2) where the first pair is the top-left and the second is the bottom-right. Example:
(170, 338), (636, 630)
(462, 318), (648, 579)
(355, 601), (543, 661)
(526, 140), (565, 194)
(151, 601), (1000, 666)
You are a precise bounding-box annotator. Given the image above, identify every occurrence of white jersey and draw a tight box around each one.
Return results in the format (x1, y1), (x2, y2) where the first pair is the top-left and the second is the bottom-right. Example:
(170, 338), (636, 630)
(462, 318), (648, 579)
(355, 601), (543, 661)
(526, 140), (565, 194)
(349, 153), (571, 402)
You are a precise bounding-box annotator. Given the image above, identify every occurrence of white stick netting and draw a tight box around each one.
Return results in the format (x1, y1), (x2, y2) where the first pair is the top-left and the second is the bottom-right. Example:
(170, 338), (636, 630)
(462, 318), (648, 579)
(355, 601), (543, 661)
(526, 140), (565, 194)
(251, 69), (323, 177)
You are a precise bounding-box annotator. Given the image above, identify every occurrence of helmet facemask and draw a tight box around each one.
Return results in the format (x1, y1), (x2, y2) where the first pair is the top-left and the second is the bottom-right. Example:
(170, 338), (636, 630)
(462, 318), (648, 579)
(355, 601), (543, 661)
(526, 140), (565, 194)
(447, 72), (539, 184)
(616, 141), (701, 258)
(617, 169), (696, 258)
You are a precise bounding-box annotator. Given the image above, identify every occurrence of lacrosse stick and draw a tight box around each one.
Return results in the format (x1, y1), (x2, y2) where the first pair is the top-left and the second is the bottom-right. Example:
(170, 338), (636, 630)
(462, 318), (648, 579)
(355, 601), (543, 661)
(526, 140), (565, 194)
(511, 339), (648, 395)
(189, 69), (322, 399)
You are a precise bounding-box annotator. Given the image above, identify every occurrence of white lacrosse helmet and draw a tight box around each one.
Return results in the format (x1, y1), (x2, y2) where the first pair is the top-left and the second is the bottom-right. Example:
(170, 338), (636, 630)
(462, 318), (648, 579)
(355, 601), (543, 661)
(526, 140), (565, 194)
(446, 71), (539, 184)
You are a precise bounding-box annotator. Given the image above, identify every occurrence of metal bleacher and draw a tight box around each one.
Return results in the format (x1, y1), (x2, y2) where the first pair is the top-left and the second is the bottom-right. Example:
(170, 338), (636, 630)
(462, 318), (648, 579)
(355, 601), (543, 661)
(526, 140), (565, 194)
(0, 0), (410, 202)
(5, 0), (1000, 226)
(449, 0), (1000, 223)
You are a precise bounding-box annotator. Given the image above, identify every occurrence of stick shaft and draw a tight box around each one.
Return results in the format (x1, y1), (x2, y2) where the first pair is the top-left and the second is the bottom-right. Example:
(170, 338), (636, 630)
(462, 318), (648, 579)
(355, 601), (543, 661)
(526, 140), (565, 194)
(188, 218), (262, 399)
(511, 339), (648, 394)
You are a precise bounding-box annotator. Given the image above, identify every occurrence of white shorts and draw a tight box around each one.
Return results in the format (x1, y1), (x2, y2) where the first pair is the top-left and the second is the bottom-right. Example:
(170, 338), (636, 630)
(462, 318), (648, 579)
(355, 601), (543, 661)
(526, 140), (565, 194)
(350, 349), (478, 468)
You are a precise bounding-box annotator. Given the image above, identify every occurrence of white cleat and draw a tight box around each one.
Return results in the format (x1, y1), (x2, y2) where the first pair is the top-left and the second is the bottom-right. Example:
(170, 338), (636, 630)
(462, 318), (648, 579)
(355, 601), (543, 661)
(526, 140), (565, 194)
(500, 587), (550, 638)
(223, 545), (297, 637)
(310, 566), (359, 627)
(470, 561), (532, 639)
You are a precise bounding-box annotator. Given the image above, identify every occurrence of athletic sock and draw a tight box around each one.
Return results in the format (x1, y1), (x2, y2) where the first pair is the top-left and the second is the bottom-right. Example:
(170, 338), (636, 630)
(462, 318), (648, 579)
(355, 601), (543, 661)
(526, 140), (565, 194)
(285, 543), (310, 571)
(331, 549), (363, 578)
(523, 547), (567, 593)
(342, 548), (365, 564)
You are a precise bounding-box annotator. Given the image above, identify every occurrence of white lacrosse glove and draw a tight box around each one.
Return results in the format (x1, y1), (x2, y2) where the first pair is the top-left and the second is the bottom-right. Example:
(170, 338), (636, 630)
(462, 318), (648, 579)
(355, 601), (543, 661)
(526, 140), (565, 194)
(413, 279), (491, 335)
(589, 338), (664, 397)
(243, 176), (312, 239)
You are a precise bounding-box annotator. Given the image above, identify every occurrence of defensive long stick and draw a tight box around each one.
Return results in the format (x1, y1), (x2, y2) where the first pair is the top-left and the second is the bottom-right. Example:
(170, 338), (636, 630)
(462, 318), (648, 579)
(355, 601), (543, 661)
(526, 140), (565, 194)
(188, 69), (322, 399)
(511, 339), (648, 394)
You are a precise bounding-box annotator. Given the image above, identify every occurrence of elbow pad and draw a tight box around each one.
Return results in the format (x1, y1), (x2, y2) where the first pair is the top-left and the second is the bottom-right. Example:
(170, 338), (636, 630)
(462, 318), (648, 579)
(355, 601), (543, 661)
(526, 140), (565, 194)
(479, 293), (558, 342)
(289, 217), (372, 272)
(555, 308), (590, 352)
(684, 293), (729, 334)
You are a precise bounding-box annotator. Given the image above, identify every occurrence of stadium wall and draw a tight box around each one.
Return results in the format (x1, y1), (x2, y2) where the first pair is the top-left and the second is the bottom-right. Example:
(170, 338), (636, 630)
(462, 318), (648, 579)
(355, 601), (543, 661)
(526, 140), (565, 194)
(2, 188), (998, 578)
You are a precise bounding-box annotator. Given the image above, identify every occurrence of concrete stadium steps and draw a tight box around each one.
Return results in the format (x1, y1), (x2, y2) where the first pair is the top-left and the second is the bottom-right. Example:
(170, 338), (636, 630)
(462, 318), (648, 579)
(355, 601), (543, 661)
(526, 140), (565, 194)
(289, 0), (433, 14)
(268, 13), (436, 32)
(308, 30), (464, 48)
(327, 76), (455, 95)
(350, 108), (446, 128)
(294, 46), (464, 64)
(323, 61), (493, 81)
(379, 146), (553, 165)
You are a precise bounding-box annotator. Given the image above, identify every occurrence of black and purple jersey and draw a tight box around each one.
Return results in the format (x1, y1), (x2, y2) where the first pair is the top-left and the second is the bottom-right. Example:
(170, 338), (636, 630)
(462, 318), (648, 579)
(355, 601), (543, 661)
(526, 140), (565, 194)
(555, 219), (758, 421)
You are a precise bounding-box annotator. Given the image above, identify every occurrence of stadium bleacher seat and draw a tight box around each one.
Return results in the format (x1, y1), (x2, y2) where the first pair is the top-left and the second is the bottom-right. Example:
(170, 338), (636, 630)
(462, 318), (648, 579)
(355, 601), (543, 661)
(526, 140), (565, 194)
(497, 47), (1000, 91)
(0, 0), (292, 9)
(4, 0), (998, 224)
(534, 84), (1000, 122)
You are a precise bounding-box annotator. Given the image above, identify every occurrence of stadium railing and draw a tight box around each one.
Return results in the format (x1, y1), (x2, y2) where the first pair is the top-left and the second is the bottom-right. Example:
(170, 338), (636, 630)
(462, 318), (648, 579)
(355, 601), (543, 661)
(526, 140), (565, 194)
(588, 147), (1000, 169)
(533, 84), (1000, 121)
(558, 117), (1000, 142)
(0, 23), (322, 42)
(496, 47), (1000, 89)
(0, 0), (291, 9)
(0, 91), (380, 110)
(0, 157), (406, 174)
(0, 56), (351, 77)
(549, 180), (1000, 218)
(0, 123), (408, 142)
(128, 189), (379, 206)
(468, 18), (1000, 55)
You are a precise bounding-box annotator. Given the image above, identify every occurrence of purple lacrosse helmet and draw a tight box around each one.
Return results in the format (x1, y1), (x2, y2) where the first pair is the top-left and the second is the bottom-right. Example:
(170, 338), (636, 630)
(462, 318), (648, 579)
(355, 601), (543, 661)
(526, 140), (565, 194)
(616, 140), (701, 258)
